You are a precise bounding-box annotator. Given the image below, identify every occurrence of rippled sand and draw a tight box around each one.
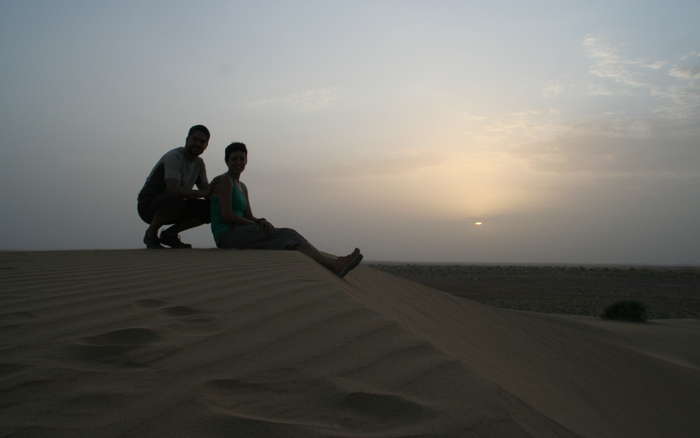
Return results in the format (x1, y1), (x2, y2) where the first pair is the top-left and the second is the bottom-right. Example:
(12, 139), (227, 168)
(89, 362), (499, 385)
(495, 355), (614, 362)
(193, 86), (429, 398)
(1, 250), (699, 437)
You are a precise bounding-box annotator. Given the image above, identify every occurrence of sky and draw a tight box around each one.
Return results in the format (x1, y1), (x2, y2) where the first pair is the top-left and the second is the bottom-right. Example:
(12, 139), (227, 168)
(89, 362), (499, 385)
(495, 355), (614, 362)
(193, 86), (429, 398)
(1, 0), (699, 264)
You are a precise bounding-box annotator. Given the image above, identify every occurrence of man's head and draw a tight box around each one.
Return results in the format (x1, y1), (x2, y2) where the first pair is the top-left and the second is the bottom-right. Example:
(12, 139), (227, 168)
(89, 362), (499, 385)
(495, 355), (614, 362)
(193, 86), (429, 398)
(184, 124), (210, 157)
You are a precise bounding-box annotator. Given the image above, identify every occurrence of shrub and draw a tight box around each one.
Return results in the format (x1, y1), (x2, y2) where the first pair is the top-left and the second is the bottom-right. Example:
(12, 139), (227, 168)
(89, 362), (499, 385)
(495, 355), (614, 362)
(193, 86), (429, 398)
(601, 300), (648, 322)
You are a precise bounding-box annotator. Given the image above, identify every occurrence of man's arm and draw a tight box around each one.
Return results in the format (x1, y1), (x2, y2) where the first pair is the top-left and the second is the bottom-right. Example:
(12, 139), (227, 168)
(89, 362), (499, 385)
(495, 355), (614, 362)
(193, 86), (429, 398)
(162, 153), (207, 198)
(165, 179), (205, 198)
(195, 163), (211, 197)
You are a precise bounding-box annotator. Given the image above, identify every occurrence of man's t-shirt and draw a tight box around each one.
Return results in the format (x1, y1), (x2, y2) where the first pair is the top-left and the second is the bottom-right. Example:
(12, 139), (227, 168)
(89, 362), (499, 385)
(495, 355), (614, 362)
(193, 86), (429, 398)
(138, 147), (208, 204)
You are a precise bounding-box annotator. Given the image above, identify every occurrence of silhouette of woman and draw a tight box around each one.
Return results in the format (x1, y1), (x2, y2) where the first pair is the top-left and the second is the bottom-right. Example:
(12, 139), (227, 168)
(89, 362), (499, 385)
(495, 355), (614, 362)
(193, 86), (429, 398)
(209, 142), (363, 278)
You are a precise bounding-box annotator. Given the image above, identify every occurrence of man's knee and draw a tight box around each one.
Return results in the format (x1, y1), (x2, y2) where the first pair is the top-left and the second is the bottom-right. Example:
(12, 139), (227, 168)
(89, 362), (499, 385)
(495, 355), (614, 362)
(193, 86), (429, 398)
(156, 196), (211, 225)
(139, 194), (185, 224)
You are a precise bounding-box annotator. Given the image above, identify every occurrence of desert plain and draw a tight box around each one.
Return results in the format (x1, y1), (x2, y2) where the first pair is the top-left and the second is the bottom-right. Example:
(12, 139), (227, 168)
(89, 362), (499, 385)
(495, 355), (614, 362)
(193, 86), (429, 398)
(370, 263), (700, 319)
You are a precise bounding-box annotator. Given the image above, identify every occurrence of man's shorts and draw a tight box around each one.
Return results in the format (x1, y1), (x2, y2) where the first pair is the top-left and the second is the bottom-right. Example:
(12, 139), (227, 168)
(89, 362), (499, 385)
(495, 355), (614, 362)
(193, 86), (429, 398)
(137, 194), (210, 224)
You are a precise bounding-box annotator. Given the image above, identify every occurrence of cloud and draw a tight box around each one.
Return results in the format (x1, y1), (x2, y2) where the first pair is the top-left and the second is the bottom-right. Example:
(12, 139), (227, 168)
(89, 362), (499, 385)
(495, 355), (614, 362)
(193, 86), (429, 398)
(582, 35), (700, 120)
(582, 35), (648, 88)
(542, 81), (564, 98)
(587, 83), (614, 96)
(669, 66), (700, 80)
(462, 109), (566, 150)
(456, 36), (700, 178)
(460, 105), (700, 179)
(322, 152), (445, 179)
(643, 60), (667, 70)
(651, 85), (700, 120)
(249, 88), (338, 112)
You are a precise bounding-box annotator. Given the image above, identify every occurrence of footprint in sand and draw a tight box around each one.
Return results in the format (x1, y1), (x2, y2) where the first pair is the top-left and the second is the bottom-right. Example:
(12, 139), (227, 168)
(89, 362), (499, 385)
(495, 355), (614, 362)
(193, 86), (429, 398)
(339, 391), (426, 420)
(162, 305), (201, 317)
(135, 298), (168, 308)
(0, 363), (30, 377)
(135, 299), (217, 325)
(160, 305), (219, 327)
(85, 328), (161, 345)
(201, 368), (433, 434)
(133, 299), (221, 339)
(1, 311), (35, 319)
(0, 311), (36, 330)
(0, 378), (55, 410)
(54, 390), (137, 419)
(66, 328), (171, 367)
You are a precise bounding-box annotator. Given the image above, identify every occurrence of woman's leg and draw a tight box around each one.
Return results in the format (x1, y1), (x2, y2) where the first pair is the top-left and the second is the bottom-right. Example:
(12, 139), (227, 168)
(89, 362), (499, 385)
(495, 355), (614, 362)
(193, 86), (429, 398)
(220, 225), (363, 277)
(217, 224), (268, 249)
(273, 228), (362, 277)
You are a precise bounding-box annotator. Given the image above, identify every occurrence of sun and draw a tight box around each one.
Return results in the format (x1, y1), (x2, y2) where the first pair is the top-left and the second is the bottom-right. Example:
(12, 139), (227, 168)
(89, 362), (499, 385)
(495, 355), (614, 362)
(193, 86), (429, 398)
(474, 221), (483, 226)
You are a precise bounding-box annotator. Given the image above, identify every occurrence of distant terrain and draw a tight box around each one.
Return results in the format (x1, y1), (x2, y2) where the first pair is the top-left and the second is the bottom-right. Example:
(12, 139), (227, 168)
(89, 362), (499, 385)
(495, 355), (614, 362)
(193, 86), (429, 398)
(369, 263), (700, 319)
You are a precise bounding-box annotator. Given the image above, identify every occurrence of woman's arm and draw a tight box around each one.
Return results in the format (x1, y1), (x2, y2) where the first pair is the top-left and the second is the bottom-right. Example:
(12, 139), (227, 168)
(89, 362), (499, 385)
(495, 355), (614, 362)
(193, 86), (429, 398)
(213, 176), (257, 226)
(242, 183), (274, 233)
(242, 183), (265, 223)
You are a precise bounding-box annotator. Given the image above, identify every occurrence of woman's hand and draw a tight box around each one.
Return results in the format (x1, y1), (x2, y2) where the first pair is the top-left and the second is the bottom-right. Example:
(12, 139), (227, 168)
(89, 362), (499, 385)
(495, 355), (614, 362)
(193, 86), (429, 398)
(257, 218), (275, 235)
(186, 188), (209, 199)
(199, 185), (213, 199)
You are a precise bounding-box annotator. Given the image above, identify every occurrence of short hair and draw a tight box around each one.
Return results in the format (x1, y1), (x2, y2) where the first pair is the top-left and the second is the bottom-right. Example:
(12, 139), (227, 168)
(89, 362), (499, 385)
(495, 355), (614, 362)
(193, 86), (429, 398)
(187, 124), (210, 140)
(225, 142), (248, 162)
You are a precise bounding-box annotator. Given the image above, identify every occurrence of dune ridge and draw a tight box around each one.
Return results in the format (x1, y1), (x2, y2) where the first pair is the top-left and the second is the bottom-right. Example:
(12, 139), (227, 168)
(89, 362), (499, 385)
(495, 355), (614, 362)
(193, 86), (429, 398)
(1, 250), (698, 437)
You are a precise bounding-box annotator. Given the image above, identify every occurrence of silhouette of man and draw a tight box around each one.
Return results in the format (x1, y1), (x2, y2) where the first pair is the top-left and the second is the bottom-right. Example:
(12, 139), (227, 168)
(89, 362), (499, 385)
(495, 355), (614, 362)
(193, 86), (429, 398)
(137, 125), (211, 248)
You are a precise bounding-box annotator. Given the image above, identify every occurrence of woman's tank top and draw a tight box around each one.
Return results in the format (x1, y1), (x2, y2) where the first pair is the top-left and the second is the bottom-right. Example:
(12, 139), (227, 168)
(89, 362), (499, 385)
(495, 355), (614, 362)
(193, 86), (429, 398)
(210, 176), (248, 243)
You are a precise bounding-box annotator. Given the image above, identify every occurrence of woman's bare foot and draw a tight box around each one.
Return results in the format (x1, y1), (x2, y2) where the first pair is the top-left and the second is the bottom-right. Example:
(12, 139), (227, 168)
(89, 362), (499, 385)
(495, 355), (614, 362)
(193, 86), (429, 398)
(333, 249), (363, 278)
(337, 248), (360, 262)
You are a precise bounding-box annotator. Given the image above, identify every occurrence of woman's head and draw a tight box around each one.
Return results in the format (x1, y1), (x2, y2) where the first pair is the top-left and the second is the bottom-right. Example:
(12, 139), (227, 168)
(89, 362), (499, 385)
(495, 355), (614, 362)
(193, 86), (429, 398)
(225, 142), (248, 174)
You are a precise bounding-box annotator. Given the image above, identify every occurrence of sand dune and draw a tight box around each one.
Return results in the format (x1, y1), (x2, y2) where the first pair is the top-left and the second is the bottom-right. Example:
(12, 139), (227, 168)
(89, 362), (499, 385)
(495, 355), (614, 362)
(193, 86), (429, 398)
(1, 250), (698, 437)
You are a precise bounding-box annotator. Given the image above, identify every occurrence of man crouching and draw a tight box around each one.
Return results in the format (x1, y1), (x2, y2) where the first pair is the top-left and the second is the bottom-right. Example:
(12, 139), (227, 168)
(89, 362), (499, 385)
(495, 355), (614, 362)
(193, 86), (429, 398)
(137, 125), (211, 249)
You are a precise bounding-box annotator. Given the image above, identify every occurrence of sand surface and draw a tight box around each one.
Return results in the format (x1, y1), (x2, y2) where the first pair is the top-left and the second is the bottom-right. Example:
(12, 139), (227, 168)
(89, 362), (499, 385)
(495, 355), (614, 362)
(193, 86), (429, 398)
(1, 250), (699, 438)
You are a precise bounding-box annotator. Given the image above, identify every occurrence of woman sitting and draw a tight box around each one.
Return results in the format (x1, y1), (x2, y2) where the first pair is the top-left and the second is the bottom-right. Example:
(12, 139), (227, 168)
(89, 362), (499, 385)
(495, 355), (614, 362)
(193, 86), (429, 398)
(209, 142), (363, 278)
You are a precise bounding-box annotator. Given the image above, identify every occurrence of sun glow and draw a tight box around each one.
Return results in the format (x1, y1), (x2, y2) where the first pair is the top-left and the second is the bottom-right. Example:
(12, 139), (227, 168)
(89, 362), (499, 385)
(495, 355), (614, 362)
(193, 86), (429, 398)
(419, 149), (537, 220)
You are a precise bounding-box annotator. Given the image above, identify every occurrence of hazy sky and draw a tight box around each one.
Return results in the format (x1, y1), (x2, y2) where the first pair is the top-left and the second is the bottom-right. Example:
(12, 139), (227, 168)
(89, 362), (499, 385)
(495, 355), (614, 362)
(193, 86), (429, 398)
(2, 0), (699, 264)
